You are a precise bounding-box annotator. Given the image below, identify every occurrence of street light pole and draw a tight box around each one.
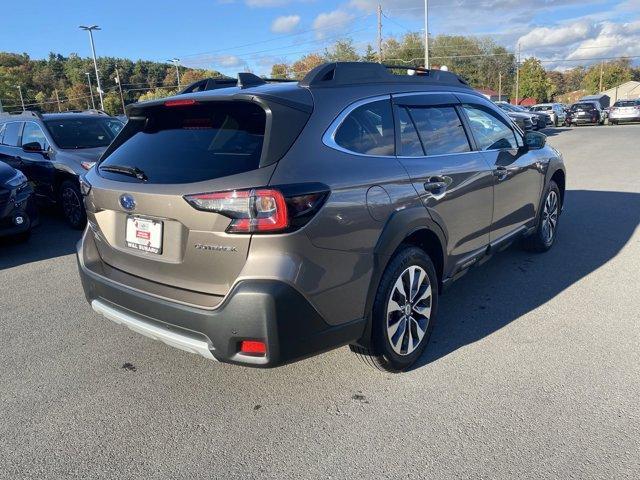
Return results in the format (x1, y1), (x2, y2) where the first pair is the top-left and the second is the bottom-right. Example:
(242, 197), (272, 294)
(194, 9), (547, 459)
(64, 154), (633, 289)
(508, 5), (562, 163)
(168, 58), (181, 88)
(16, 85), (25, 111)
(423, 0), (429, 68)
(115, 64), (126, 114)
(85, 72), (96, 110)
(79, 25), (104, 110)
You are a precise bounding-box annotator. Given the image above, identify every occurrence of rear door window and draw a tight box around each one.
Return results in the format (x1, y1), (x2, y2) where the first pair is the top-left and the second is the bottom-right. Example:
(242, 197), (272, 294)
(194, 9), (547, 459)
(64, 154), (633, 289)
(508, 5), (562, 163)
(334, 99), (394, 156)
(409, 106), (470, 156)
(99, 102), (266, 184)
(1, 122), (22, 147)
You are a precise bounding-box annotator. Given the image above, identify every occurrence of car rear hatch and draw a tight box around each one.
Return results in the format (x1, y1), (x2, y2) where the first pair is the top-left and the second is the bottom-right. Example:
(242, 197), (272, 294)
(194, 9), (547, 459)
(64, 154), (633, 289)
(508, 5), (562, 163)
(84, 88), (312, 298)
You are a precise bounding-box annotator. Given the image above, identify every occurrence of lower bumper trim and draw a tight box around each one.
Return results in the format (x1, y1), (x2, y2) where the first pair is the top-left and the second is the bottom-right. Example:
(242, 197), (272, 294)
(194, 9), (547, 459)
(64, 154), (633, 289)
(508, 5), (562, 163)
(91, 299), (217, 361)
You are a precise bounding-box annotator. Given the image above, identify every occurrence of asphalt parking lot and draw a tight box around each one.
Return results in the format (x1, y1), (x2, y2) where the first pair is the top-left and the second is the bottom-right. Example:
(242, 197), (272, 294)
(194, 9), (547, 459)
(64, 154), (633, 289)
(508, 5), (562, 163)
(1, 125), (639, 479)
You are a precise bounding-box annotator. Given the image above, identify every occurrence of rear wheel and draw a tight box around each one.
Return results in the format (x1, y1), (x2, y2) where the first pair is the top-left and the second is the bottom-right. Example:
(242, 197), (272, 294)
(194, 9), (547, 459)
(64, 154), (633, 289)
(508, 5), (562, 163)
(350, 246), (438, 372)
(60, 180), (86, 230)
(522, 181), (561, 252)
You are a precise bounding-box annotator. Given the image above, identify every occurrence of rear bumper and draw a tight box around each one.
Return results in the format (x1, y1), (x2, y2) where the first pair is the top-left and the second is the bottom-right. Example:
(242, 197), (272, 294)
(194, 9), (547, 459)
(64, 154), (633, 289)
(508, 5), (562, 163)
(609, 114), (640, 122)
(77, 237), (365, 368)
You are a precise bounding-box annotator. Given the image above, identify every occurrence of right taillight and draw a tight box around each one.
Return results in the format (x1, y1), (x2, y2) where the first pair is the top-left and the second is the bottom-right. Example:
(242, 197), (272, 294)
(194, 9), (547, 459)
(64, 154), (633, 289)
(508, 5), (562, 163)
(184, 186), (328, 234)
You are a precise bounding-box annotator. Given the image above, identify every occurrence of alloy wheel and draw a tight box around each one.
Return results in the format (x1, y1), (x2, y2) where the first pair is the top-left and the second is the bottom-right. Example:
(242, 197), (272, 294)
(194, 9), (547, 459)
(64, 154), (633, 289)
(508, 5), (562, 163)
(62, 187), (83, 226)
(541, 190), (559, 243)
(386, 265), (432, 356)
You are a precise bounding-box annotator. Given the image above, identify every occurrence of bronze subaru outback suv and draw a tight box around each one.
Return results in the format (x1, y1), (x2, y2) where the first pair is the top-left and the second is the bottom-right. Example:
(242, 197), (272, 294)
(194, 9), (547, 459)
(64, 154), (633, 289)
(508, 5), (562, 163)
(77, 62), (566, 372)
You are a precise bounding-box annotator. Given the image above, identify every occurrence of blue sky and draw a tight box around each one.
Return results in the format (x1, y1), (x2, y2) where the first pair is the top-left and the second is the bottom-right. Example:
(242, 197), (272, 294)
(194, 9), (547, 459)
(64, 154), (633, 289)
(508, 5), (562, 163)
(0, 0), (638, 74)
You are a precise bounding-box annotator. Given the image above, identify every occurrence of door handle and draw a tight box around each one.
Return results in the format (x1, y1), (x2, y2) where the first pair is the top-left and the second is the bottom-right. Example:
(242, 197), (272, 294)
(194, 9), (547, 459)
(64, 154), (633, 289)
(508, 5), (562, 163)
(493, 166), (508, 180)
(424, 175), (450, 193)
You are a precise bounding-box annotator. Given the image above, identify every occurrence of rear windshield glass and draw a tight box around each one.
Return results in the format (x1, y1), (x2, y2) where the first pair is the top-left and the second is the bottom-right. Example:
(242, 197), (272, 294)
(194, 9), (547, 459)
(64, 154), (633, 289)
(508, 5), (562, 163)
(532, 105), (552, 111)
(570, 103), (596, 111)
(45, 118), (122, 149)
(99, 102), (265, 184)
(613, 100), (638, 107)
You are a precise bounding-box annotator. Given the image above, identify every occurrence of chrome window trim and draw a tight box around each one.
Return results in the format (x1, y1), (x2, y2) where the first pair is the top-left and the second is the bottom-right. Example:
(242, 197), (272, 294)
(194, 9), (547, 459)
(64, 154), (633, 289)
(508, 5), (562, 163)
(322, 94), (394, 158)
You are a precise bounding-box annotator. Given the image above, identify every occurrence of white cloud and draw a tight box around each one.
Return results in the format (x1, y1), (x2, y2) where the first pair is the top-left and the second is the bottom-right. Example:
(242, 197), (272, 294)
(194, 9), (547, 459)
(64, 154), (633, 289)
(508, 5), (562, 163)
(565, 20), (640, 61)
(518, 21), (597, 50)
(312, 10), (355, 39)
(271, 14), (301, 33)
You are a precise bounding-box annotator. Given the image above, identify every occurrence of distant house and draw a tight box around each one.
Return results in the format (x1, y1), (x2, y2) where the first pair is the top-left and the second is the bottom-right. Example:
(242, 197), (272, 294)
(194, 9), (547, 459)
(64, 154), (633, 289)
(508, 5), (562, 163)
(511, 97), (537, 107)
(476, 88), (507, 102)
(556, 89), (587, 104)
(601, 81), (640, 103)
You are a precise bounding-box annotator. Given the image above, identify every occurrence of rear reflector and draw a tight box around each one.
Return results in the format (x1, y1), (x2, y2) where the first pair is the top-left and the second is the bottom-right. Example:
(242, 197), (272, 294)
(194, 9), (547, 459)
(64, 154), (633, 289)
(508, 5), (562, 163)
(164, 99), (198, 107)
(240, 340), (267, 355)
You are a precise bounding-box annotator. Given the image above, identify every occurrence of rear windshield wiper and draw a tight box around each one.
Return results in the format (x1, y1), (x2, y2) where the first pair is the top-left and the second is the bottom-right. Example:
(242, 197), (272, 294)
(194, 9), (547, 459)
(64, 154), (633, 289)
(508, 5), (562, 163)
(99, 164), (148, 181)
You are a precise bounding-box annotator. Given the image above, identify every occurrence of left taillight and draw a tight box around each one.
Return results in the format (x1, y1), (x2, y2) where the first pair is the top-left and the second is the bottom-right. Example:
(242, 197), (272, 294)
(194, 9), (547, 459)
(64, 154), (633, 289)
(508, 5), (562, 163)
(185, 188), (288, 233)
(184, 186), (328, 234)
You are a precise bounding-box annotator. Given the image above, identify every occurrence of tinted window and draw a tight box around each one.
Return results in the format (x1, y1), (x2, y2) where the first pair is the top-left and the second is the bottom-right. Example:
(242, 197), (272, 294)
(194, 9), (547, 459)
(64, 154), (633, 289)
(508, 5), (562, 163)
(334, 100), (394, 156)
(613, 100), (639, 107)
(2, 122), (22, 147)
(100, 102), (266, 184)
(0, 124), (5, 144)
(410, 106), (470, 155)
(463, 105), (518, 150)
(570, 103), (596, 111)
(44, 118), (121, 149)
(21, 123), (48, 150)
(397, 108), (423, 156)
(533, 105), (552, 111)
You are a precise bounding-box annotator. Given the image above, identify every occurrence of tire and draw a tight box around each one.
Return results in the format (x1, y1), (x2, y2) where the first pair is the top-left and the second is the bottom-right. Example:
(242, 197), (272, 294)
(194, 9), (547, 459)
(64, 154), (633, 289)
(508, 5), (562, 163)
(522, 181), (561, 253)
(350, 246), (439, 372)
(59, 180), (87, 230)
(554, 117), (559, 127)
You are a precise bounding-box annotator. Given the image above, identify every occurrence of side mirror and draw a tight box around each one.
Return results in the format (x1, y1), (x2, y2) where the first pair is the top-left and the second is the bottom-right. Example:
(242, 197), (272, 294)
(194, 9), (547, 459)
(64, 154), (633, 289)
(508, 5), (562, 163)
(524, 131), (546, 150)
(22, 142), (44, 153)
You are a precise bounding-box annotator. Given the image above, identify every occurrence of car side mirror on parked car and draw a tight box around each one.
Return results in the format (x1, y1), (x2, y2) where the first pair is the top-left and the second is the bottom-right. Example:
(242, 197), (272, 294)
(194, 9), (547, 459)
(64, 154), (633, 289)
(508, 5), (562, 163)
(22, 141), (44, 153)
(524, 131), (546, 150)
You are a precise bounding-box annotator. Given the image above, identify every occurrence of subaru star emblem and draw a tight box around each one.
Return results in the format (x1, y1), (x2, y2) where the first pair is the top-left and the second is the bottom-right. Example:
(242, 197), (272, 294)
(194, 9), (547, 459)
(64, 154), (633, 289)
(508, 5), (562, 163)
(119, 194), (136, 211)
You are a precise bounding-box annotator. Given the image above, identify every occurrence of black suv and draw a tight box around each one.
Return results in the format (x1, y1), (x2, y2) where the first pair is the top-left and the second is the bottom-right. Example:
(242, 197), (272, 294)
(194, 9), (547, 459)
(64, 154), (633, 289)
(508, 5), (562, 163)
(77, 62), (565, 372)
(0, 111), (124, 228)
(0, 160), (36, 242)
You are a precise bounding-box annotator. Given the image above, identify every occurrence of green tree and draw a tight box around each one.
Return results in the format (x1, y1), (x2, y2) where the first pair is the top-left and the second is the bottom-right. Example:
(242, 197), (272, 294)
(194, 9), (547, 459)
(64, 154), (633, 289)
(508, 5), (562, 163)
(517, 57), (553, 102)
(324, 39), (359, 62)
(102, 92), (123, 115)
(270, 63), (290, 79)
(290, 53), (325, 79)
(581, 59), (633, 94)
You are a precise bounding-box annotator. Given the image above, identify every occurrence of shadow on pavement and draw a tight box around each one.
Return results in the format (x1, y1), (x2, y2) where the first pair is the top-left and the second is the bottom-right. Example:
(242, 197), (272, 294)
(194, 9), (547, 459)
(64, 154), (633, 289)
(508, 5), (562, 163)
(541, 127), (572, 137)
(413, 189), (640, 369)
(0, 214), (82, 270)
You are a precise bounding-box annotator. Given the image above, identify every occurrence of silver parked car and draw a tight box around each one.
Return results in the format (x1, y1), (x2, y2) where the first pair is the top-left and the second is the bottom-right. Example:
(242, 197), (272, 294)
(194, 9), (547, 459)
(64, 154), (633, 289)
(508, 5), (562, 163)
(609, 99), (640, 125)
(530, 103), (566, 127)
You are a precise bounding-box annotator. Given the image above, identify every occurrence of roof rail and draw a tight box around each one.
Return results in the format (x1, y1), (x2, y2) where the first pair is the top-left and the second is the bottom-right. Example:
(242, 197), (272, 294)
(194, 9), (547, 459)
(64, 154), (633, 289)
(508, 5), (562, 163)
(9, 110), (43, 119)
(83, 109), (110, 116)
(300, 62), (470, 88)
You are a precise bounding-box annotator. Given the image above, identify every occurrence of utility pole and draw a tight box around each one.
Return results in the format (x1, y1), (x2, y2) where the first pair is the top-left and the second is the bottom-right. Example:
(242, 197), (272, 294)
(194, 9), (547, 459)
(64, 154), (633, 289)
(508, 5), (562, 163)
(85, 72), (96, 110)
(515, 43), (521, 105)
(498, 72), (502, 101)
(115, 64), (126, 114)
(423, 0), (429, 68)
(79, 25), (104, 110)
(54, 89), (62, 112)
(377, 4), (383, 63)
(168, 58), (181, 88)
(16, 85), (25, 111)
(599, 61), (604, 92)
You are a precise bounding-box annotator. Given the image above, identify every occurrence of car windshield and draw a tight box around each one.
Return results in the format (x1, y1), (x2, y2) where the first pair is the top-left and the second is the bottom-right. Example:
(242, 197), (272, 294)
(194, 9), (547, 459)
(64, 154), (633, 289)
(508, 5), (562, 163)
(570, 103), (596, 111)
(497, 103), (516, 112)
(44, 117), (123, 149)
(613, 100), (639, 107)
(533, 106), (552, 111)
